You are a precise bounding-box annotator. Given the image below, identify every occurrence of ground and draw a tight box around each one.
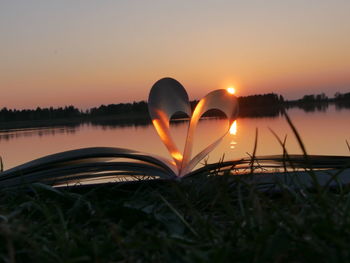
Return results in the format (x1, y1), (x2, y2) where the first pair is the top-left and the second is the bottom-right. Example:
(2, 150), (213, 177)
(1, 173), (350, 262)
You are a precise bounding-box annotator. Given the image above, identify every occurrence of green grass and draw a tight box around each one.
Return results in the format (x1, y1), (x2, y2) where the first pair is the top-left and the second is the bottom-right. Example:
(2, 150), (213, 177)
(1, 173), (350, 262)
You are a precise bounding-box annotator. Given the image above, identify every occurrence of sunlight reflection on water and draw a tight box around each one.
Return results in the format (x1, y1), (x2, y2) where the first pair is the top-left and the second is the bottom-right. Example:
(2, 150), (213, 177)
(0, 105), (349, 170)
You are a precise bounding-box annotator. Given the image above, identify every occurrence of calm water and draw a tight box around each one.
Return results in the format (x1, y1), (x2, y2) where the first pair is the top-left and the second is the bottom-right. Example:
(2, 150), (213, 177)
(0, 105), (349, 170)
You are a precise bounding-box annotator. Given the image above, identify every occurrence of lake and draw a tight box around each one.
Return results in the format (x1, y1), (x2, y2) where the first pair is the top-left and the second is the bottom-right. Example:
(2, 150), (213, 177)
(0, 105), (349, 170)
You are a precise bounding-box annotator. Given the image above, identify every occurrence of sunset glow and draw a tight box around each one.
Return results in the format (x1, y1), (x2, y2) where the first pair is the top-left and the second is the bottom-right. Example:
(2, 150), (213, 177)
(0, 1), (349, 109)
(227, 87), (236, 95)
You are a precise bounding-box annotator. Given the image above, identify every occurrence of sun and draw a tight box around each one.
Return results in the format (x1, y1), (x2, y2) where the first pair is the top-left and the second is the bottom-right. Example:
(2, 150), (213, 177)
(227, 86), (236, 95)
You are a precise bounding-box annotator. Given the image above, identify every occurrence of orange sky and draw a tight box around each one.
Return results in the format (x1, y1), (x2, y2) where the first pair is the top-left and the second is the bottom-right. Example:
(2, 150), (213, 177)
(1, 0), (349, 109)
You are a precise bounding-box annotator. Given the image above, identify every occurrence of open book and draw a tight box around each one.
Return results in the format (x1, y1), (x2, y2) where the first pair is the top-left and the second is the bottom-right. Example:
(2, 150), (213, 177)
(0, 78), (240, 187)
(1, 78), (349, 190)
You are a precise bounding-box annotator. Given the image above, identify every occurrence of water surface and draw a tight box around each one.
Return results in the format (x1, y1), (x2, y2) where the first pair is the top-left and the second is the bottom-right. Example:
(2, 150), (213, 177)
(0, 105), (349, 170)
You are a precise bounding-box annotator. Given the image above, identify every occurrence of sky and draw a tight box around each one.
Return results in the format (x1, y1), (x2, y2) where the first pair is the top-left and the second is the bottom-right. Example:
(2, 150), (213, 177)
(1, 0), (349, 109)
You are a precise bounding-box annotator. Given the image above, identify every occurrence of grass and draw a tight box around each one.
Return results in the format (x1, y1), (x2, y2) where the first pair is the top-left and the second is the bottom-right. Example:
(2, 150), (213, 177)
(1, 113), (350, 262)
(1, 172), (350, 262)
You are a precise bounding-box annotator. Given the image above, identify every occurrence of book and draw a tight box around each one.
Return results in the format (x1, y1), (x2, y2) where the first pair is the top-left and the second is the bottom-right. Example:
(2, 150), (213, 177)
(0, 78), (349, 190)
(0, 77), (239, 188)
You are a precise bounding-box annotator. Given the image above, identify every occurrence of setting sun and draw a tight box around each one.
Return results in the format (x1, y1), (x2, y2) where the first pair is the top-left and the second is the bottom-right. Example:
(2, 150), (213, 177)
(227, 86), (236, 95)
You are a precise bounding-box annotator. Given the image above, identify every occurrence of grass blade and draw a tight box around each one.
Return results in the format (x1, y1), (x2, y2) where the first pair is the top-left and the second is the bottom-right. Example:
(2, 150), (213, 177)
(283, 111), (308, 159)
(249, 128), (258, 174)
(283, 110), (322, 191)
(158, 193), (199, 237)
(269, 128), (299, 173)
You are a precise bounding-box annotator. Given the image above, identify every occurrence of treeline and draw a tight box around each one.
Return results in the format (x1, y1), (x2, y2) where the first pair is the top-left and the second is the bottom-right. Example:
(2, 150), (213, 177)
(334, 92), (350, 110)
(334, 92), (350, 101)
(89, 93), (285, 118)
(0, 102), (150, 123)
(0, 106), (80, 122)
(286, 93), (329, 112)
(88, 101), (148, 117)
(237, 93), (284, 117)
(289, 91), (350, 104)
(286, 91), (350, 112)
(0, 91), (349, 124)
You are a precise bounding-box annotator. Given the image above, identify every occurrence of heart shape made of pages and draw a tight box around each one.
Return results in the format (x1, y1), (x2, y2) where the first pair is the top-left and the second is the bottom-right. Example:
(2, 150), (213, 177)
(148, 78), (239, 177)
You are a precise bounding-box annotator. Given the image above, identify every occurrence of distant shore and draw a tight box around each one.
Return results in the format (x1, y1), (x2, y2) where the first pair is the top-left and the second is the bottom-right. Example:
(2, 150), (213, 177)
(0, 113), (151, 131)
(0, 92), (349, 131)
